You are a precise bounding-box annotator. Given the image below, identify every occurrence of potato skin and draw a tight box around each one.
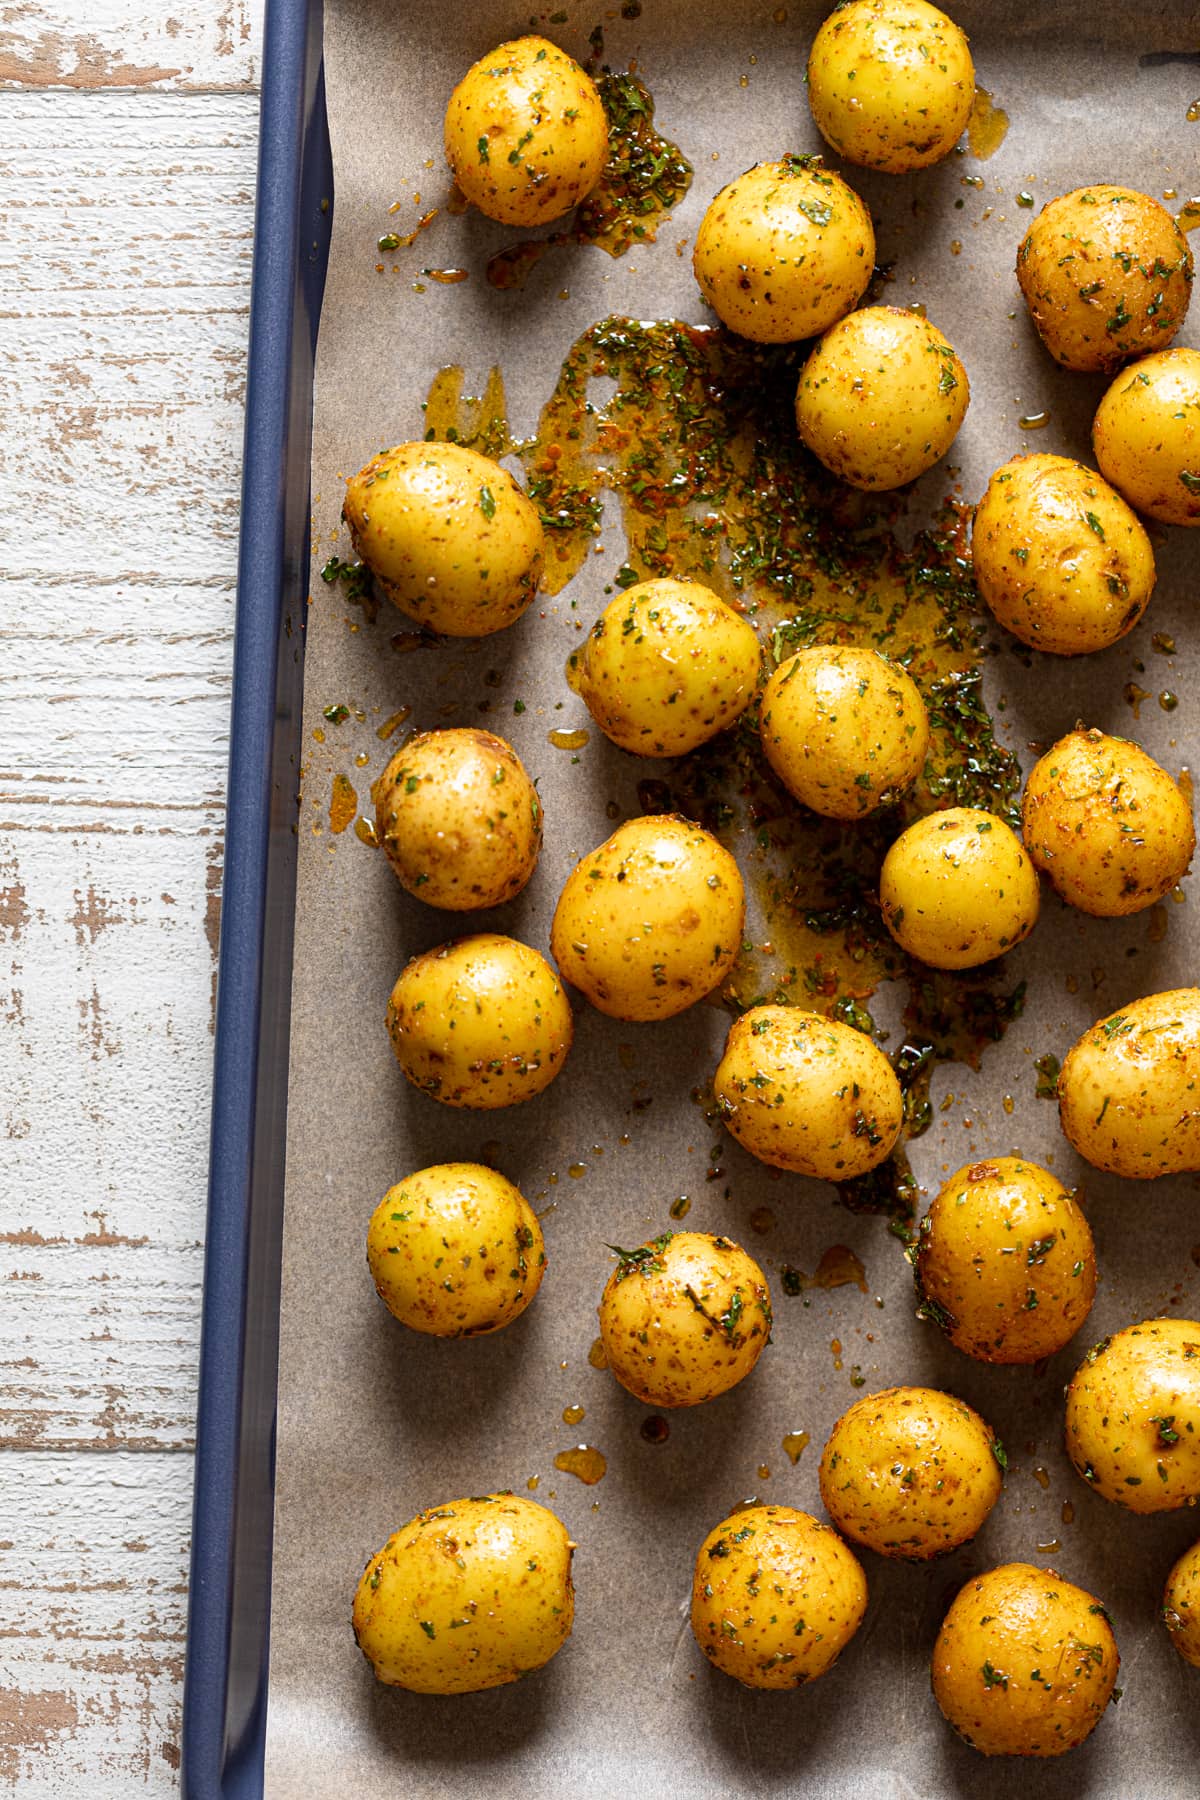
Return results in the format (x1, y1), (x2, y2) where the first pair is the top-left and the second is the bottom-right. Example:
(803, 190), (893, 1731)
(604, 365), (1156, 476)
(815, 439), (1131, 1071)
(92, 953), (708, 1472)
(971, 453), (1155, 655)
(795, 305), (969, 491)
(693, 156), (875, 344)
(1093, 348), (1200, 527)
(807, 0), (974, 174)
(550, 814), (743, 1022)
(914, 1157), (1096, 1364)
(1057, 988), (1200, 1179)
(386, 933), (572, 1109)
(760, 644), (929, 817)
(1065, 1318), (1200, 1513)
(343, 441), (543, 637)
(1163, 1539), (1200, 1668)
(714, 1005), (902, 1180)
(690, 1506), (867, 1688)
(598, 1231), (771, 1408)
(574, 579), (761, 757)
(1016, 186), (1192, 373)
(1022, 729), (1194, 917)
(443, 37), (607, 226)
(931, 1563), (1119, 1756)
(819, 1385), (1003, 1560)
(353, 1494), (574, 1692)
(366, 1163), (545, 1337)
(372, 729), (542, 910)
(879, 807), (1040, 970)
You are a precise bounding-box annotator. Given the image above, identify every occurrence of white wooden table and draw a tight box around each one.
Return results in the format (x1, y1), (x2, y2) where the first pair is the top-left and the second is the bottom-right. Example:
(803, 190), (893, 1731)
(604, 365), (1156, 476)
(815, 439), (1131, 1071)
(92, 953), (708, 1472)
(1, 4), (261, 1788)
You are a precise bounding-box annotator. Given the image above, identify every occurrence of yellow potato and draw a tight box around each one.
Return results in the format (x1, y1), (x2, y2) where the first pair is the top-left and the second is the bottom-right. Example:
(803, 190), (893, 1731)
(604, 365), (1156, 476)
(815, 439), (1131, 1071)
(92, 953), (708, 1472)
(1022, 728), (1194, 917)
(693, 156), (875, 344)
(795, 305), (969, 490)
(343, 441), (543, 637)
(372, 728), (543, 910)
(1093, 347), (1200, 527)
(714, 1005), (902, 1180)
(443, 37), (607, 226)
(971, 453), (1155, 655)
(1057, 988), (1200, 1179)
(386, 933), (572, 1109)
(366, 1163), (545, 1337)
(760, 644), (929, 817)
(1065, 1318), (1200, 1513)
(807, 0), (975, 174)
(1017, 186), (1192, 372)
(819, 1385), (1003, 1560)
(932, 1563), (1119, 1756)
(598, 1231), (771, 1408)
(690, 1506), (867, 1688)
(914, 1157), (1096, 1364)
(573, 578), (761, 757)
(353, 1494), (574, 1692)
(879, 807), (1039, 970)
(1163, 1539), (1200, 1668)
(550, 814), (743, 1021)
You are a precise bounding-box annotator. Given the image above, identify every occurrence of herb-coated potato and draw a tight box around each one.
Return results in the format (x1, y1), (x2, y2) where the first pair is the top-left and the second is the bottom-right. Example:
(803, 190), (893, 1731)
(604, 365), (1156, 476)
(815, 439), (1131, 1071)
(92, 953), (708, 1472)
(879, 806), (1040, 970)
(598, 1231), (772, 1408)
(443, 37), (607, 227)
(1057, 988), (1200, 1179)
(807, 0), (975, 174)
(713, 1005), (903, 1180)
(819, 1385), (1004, 1560)
(550, 814), (743, 1021)
(1092, 348), (1200, 527)
(353, 1494), (574, 1692)
(572, 578), (761, 757)
(366, 1163), (545, 1337)
(914, 1157), (1096, 1364)
(1022, 728), (1194, 917)
(693, 156), (875, 344)
(343, 441), (543, 637)
(372, 729), (542, 910)
(1162, 1539), (1200, 1667)
(760, 644), (929, 817)
(931, 1563), (1119, 1756)
(1065, 1318), (1200, 1513)
(690, 1505), (867, 1688)
(971, 453), (1155, 655)
(1016, 186), (1192, 373)
(386, 933), (572, 1109)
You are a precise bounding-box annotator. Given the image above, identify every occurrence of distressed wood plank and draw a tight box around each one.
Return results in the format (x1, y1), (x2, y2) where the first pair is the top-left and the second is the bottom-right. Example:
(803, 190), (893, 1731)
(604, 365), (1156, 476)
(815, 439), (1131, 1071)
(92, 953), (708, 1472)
(0, 1), (258, 92)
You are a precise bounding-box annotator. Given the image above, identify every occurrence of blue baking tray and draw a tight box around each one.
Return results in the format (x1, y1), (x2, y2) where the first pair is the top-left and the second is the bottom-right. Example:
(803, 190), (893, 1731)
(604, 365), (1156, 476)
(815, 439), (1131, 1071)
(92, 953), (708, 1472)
(180, 0), (332, 1792)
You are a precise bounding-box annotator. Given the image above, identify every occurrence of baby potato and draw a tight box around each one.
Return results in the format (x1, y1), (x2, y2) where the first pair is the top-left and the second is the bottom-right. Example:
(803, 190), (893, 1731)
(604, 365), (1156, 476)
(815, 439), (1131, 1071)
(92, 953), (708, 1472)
(372, 729), (542, 910)
(795, 305), (969, 491)
(971, 453), (1155, 655)
(1093, 347), (1200, 527)
(690, 1505), (867, 1688)
(914, 1157), (1096, 1364)
(1022, 728), (1194, 917)
(386, 933), (572, 1109)
(573, 578), (761, 757)
(1065, 1318), (1200, 1513)
(1057, 988), (1200, 1179)
(343, 441), (543, 637)
(1163, 1539), (1200, 1667)
(807, 0), (975, 174)
(879, 807), (1040, 970)
(353, 1494), (574, 1692)
(760, 644), (929, 817)
(598, 1231), (771, 1408)
(550, 814), (743, 1022)
(819, 1385), (1004, 1560)
(693, 156), (875, 344)
(931, 1563), (1119, 1756)
(366, 1163), (545, 1337)
(443, 37), (607, 227)
(713, 1005), (902, 1180)
(1016, 186), (1192, 373)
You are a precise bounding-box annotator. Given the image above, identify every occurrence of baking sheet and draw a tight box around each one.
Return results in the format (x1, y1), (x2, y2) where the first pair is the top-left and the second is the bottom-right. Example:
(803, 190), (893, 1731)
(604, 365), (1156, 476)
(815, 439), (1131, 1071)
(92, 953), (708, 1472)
(266, 3), (1200, 1793)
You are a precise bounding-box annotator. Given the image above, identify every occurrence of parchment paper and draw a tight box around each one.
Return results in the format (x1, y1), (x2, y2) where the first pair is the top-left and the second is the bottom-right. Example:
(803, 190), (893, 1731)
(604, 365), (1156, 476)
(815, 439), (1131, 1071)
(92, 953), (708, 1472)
(266, 4), (1200, 1793)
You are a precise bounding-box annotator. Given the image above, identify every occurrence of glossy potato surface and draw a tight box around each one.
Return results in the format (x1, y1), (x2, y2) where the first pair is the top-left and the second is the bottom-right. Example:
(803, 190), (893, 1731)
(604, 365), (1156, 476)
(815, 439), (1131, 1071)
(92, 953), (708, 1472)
(760, 644), (929, 817)
(1058, 988), (1200, 1178)
(879, 807), (1040, 969)
(1163, 1539), (1200, 1668)
(1065, 1318), (1200, 1513)
(1093, 347), (1200, 526)
(807, 0), (974, 174)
